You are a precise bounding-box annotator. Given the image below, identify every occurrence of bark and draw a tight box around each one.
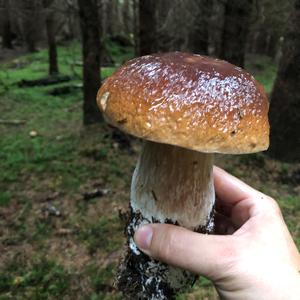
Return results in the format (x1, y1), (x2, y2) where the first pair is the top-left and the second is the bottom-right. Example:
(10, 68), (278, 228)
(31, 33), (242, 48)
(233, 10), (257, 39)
(188, 0), (212, 55)
(266, 34), (279, 58)
(105, 0), (122, 37)
(2, 0), (13, 49)
(268, 0), (300, 162)
(26, 36), (37, 52)
(133, 0), (139, 56)
(77, 0), (102, 124)
(45, 9), (59, 75)
(209, 0), (226, 57)
(254, 30), (268, 55)
(220, 0), (253, 67)
(21, 0), (40, 52)
(139, 0), (158, 55)
(156, 0), (173, 52)
(122, 0), (131, 35)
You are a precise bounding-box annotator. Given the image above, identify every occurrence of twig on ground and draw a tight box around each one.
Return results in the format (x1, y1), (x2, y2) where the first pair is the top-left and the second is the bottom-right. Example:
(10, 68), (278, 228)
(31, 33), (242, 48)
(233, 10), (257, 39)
(83, 188), (110, 200)
(0, 119), (26, 125)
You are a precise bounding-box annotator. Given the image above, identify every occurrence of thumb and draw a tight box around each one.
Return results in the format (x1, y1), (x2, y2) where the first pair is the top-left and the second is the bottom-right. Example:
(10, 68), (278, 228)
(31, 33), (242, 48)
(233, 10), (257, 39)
(134, 224), (236, 280)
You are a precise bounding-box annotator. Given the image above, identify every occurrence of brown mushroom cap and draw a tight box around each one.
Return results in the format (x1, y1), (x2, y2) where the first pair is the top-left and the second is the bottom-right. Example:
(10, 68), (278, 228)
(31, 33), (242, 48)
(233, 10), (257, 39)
(97, 52), (269, 154)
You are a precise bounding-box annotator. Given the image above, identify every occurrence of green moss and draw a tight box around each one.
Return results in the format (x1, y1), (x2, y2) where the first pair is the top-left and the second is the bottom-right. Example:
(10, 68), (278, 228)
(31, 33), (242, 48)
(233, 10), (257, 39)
(88, 293), (122, 300)
(278, 195), (300, 248)
(0, 40), (133, 191)
(176, 277), (216, 299)
(85, 263), (116, 293)
(79, 216), (124, 254)
(0, 191), (11, 206)
(0, 258), (70, 299)
(104, 38), (135, 65)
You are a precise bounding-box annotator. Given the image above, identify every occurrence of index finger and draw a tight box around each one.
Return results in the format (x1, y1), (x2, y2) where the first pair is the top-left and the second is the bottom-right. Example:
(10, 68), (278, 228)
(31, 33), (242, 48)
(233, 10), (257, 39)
(213, 166), (261, 206)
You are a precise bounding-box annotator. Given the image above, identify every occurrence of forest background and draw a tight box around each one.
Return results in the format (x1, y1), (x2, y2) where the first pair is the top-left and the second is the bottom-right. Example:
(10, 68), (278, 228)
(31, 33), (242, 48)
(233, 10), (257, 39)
(0, 0), (299, 299)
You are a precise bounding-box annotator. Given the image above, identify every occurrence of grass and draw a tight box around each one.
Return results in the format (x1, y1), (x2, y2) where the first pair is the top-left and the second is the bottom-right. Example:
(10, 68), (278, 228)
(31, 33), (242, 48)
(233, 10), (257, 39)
(0, 191), (11, 207)
(0, 257), (70, 300)
(0, 43), (299, 299)
(0, 40), (133, 299)
(79, 216), (124, 254)
(85, 263), (122, 300)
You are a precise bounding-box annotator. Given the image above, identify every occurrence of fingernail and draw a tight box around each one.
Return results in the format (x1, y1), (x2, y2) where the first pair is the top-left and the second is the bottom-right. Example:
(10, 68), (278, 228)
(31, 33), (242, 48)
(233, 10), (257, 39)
(134, 225), (153, 250)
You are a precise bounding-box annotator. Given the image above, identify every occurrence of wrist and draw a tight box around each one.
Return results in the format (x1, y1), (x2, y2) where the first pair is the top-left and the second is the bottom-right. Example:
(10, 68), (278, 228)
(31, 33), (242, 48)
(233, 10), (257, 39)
(217, 267), (300, 300)
(250, 268), (300, 300)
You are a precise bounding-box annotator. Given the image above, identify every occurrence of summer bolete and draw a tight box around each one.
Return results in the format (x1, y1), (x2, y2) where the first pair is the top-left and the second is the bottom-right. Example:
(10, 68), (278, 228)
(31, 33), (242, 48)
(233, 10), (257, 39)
(96, 52), (269, 299)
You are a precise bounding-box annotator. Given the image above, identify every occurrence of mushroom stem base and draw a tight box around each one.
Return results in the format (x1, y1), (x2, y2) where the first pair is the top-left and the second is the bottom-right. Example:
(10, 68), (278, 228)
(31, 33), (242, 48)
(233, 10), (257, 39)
(116, 208), (214, 300)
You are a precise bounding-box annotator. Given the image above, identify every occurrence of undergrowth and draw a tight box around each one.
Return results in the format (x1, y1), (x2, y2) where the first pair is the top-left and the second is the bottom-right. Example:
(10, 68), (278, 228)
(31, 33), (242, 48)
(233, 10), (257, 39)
(0, 43), (298, 300)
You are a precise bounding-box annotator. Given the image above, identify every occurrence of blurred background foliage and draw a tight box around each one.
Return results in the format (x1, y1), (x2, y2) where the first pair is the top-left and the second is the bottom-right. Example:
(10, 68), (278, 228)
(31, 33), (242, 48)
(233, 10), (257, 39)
(0, 0), (299, 299)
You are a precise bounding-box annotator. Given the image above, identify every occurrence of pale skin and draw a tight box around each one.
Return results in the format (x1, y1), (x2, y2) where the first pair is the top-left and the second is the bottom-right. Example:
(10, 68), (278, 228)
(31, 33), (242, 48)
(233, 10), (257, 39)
(134, 166), (300, 300)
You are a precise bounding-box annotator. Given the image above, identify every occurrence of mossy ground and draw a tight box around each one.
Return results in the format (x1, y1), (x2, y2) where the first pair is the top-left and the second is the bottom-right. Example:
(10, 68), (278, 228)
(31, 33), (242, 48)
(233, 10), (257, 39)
(0, 44), (299, 299)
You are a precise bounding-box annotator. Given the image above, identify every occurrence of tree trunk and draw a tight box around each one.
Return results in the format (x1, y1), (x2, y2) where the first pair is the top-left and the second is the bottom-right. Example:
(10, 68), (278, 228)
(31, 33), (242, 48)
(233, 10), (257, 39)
(220, 0), (253, 67)
(46, 10), (59, 75)
(254, 30), (269, 55)
(156, 0), (173, 52)
(21, 0), (39, 52)
(78, 0), (102, 124)
(122, 0), (131, 35)
(209, 0), (226, 57)
(188, 0), (212, 55)
(133, 0), (139, 56)
(139, 0), (158, 55)
(266, 34), (279, 58)
(105, 0), (121, 37)
(26, 36), (37, 52)
(2, 0), (13, 49)
(268, 0), (300, 162)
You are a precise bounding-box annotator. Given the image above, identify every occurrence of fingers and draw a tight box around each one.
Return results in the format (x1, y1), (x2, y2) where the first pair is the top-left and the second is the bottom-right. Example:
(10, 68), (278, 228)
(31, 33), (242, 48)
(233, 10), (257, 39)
(214, 212), (236, 235)
(214, 166), (281, 228)
(134, 224), (236, 280)
(230, 198), (256, 228)
(213, 166), (261, 206)
(215, 196), (233, 217)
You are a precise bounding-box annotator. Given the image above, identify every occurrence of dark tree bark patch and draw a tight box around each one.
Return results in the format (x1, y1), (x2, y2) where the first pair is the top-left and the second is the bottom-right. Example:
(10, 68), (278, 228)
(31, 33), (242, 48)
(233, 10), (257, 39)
(268, 0), (300, 162)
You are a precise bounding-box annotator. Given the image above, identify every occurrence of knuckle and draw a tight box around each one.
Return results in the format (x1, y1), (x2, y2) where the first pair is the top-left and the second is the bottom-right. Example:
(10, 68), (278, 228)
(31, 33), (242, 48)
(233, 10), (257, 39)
(266, 197), (282, 215)
(258, 194), (282, 217)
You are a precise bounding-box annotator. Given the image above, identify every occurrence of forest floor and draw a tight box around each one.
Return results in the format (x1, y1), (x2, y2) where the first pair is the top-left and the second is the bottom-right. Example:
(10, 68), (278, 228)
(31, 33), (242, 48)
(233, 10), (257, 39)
(0, 43), (299, 300)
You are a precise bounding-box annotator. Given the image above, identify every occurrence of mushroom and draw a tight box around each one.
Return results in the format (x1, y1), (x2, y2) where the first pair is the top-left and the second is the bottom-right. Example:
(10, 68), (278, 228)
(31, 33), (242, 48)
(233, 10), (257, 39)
(96, 52), (269, 300)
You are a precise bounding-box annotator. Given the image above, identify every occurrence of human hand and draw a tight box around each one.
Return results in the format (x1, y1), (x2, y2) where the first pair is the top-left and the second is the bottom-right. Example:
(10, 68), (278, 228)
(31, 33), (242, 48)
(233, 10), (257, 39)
(134, 166), (300, 300)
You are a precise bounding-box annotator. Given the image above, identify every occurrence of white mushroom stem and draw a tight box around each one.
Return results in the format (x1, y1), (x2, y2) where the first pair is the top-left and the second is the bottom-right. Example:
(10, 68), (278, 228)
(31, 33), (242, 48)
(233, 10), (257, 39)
(119, 141), (215, 299)
(131, 141), (215, 230)
(123, 141), (215, 299)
